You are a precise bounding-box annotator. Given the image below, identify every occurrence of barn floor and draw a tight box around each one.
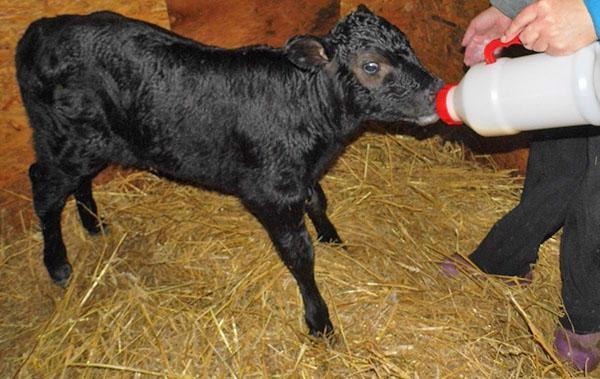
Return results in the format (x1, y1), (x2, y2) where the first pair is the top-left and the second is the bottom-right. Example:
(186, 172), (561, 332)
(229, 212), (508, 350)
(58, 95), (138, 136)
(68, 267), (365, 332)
(1, 131), (580, 377)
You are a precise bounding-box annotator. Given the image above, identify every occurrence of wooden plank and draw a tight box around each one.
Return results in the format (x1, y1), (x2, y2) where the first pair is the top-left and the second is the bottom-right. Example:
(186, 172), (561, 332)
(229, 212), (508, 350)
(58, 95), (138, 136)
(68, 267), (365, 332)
(167, 0), (339, 47)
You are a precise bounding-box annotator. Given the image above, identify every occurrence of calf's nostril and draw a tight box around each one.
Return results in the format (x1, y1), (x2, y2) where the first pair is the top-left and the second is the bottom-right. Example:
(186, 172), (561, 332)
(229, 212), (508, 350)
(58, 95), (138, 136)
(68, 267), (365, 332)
(428, 80), (445, 102)
(428, 89), (438, 103)
(428, 91), (436, 103)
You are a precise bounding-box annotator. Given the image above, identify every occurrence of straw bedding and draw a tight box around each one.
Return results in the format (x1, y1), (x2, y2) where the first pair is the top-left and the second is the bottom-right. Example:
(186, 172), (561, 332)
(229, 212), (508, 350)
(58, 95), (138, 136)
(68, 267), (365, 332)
(0, 129), (576, 377)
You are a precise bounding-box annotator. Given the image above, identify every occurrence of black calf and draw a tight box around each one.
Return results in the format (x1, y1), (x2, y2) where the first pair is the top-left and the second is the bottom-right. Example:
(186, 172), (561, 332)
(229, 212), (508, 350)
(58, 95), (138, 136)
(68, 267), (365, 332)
(16, 5), (442, 336)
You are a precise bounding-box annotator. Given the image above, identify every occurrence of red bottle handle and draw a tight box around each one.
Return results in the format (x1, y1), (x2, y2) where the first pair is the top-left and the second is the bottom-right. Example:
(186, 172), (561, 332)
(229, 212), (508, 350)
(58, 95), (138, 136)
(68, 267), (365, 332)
(484, 36), (522, 64)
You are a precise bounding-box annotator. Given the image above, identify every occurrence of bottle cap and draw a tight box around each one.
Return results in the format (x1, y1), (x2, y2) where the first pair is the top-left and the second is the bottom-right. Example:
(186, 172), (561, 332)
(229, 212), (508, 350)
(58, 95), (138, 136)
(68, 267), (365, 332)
(435, 84), (462, 125)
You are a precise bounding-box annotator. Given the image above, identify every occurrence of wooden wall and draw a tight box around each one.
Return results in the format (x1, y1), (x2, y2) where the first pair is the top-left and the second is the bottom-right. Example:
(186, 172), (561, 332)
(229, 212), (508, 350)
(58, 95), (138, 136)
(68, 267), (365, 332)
(167, 0), (339, 46)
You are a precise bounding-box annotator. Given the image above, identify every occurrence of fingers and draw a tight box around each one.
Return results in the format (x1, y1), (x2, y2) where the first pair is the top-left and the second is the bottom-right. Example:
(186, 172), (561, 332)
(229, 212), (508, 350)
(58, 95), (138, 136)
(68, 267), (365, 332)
(546, 42), (574, 56)
(467, 0), (593, 58)
(463, 37), (489, 66)
(462, 23), (476, 47)
(463, 43), (482, 66)
(519, 28), (541, 50)
(531, 38), (549, 53)
(461, 6), (516, 65)
(501, 3), (539, 42)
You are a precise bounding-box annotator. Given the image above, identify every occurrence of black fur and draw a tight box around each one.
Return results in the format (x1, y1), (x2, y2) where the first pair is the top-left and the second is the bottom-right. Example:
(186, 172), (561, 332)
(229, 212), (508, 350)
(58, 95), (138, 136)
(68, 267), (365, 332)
(16, 6), (442, 337)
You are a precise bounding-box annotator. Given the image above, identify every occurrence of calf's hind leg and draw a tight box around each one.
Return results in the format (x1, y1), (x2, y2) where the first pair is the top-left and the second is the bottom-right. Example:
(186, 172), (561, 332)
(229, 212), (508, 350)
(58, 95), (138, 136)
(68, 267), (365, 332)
(29, 163), (91, 285)
(74, 177), (104, 235)
(305, 183), (342, 244)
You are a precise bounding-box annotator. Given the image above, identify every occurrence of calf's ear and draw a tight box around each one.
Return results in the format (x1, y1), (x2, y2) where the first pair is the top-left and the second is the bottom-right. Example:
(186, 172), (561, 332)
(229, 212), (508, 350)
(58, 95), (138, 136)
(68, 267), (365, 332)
(356, 4), (374, 14)
(285, 36), (330, 71)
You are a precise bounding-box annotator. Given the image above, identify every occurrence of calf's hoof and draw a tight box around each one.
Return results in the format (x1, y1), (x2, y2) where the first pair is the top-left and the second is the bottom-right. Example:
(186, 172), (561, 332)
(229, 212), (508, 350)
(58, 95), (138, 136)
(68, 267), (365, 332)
(46, 261), (72, 287)
(307, 317), (334, 339)
(85, 220), (109, 236)
(318, 234), (342, 244)
(316, 225), (342, 245)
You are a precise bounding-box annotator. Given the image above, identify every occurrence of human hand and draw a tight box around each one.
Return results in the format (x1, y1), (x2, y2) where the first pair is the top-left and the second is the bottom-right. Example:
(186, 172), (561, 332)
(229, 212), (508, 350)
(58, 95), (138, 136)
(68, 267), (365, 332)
(502, 0), (597, 55)
(462, 6), (512, 66)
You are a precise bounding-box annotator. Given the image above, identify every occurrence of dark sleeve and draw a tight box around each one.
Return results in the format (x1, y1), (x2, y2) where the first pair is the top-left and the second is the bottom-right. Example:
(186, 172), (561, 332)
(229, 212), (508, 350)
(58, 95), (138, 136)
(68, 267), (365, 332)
(490, 0), (534, 18)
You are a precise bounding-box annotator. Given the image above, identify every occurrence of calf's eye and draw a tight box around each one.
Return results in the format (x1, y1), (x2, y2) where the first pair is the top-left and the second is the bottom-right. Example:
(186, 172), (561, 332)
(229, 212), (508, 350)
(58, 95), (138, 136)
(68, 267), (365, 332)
(362, 62), (379, 75)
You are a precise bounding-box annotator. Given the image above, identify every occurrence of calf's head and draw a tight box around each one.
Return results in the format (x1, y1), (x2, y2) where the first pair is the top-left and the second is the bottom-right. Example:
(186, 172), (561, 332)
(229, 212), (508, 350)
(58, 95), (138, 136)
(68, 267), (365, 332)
(285, 5), (442, 126)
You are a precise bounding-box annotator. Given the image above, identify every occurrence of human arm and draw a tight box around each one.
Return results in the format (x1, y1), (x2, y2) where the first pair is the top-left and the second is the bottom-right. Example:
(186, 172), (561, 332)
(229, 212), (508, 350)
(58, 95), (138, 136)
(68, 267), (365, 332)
(490, 0), (534, 18)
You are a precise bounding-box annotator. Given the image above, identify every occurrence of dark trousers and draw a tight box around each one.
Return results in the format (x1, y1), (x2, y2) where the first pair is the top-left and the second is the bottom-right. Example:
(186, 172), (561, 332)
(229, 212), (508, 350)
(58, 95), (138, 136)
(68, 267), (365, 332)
(469, 127), (600, 334)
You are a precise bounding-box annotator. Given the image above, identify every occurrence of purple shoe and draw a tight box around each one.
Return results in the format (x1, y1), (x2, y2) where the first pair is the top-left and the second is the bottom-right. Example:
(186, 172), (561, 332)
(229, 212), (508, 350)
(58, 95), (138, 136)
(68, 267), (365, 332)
(440, 253), (532, 286)
(440, 253), (475, 277)
(554, 327), (600, 371)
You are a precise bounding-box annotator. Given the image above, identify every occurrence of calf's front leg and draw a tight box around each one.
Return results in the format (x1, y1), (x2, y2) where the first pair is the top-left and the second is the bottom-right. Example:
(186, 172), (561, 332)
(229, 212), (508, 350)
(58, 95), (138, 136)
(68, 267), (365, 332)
(245, 197), (333, 337)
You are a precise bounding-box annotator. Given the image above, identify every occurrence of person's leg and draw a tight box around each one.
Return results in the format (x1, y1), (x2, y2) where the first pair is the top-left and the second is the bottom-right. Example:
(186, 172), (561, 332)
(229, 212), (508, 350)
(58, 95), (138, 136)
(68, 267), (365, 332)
(554, 134), (600, 371)
(469, 131), (588, 277)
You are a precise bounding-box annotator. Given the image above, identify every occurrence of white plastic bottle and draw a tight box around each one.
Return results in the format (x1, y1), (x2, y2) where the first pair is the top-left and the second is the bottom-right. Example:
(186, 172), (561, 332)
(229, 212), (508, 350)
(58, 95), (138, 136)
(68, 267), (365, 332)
(436, 38), (600, 136)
